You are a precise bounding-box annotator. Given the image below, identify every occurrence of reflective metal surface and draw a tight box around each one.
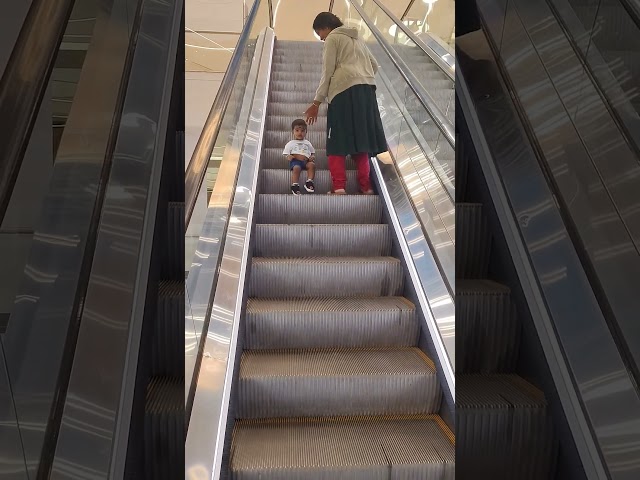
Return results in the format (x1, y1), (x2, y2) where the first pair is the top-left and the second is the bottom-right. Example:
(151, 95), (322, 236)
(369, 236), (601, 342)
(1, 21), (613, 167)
(369, 0), (454, 81)
(48, 0), (182, 477)
(372, 158), (455, 397)
(185, 27), (274, 480)
(1, 0), (139, 475)
(185, 21), (267, 410)
(345, 0), (455, 149)
(458, 20), (640, 478)
(0, 342), (27, 479)
(376, 68), (455, 294)
(0, 0), (74, 221)
(485, 0), (640, 397)
(185, 0), (264, 226)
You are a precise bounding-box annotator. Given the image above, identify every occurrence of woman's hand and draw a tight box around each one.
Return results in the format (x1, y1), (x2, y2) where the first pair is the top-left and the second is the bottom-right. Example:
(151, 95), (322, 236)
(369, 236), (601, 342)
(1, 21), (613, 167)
(304, 103), (320, 125)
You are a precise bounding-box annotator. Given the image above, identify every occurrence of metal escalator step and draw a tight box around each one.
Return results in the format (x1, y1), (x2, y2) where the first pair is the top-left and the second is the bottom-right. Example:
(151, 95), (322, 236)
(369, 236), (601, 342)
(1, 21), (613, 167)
(457, 374), (555, 480)
(268, 102), (326, 116)
(238, 348), (440, 418)
(271, 91), (325, 103)
(245, 297), (416, 349)
(266, 114), (327, 131)
(248, 257), (403, 298)
(456, 280), (519, 373)
(272, 71), (325, 82)
(256, 194), (383, 224)
(265, 130), (326, 149)
(262, 148), (357, 170)
(270, 80), (318, 93)
(254, 224), (391, 257)
(272, 62), (322, 73)
(456, 203), (491, 279)
(230, 415), (454, 479)
(144, 376), (183, 480)
(151, 281), (183, 377)
(260, 169), (359, 194)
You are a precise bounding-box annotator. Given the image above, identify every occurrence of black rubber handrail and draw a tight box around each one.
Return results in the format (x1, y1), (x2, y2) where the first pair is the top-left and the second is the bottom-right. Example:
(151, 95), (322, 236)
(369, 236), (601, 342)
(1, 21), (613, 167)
(0, 0), (76, 225)
(184, 0), (263, 229)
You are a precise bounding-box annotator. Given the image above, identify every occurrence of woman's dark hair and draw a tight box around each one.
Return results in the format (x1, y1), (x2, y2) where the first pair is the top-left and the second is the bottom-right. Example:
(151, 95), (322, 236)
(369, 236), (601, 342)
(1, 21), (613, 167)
(313, 12), (343, 31)
(292, 118), (307, 131)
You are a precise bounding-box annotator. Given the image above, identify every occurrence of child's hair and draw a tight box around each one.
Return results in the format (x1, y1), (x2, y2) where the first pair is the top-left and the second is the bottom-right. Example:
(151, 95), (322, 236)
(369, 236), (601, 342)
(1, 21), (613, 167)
(291, 118), (307, 131)
(313, 12), (344, 31)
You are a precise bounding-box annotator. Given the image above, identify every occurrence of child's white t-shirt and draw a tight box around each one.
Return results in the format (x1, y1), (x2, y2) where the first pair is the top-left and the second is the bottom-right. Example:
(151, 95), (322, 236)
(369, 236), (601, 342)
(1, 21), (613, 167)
(283, 139), (315, 159)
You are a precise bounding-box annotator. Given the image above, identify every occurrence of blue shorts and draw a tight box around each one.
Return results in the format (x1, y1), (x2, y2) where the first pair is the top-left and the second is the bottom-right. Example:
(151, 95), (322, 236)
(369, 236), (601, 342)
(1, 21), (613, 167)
(289, 159), (307, 171)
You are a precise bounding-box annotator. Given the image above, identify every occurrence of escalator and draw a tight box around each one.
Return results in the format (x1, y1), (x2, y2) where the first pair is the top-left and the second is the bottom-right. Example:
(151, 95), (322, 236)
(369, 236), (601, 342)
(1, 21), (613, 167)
(228, 39), (453, 478)
(0, 1), (184, 478)
(185, 1), (455, 478)
(456, 1), (640, 479)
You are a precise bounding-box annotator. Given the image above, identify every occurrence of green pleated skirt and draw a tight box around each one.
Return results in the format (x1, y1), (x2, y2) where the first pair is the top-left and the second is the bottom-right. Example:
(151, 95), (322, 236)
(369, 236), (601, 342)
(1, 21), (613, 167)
(326, 84), (388, 157)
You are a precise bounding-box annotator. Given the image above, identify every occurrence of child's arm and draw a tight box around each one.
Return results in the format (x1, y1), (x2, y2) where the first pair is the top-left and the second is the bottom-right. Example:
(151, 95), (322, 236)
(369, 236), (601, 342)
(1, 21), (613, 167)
(308, 142), (316, 162)
(283, 142), (294, 161)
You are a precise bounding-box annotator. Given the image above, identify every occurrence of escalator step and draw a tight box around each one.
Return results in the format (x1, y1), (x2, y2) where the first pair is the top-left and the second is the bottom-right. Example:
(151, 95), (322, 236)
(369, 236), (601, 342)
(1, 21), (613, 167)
(268, 102), (326, 117)
(260, 169), (359, 194)
(456, 279), (520, 373)
(230, 415), (454, 479)
(151, 280), (183, 377)
(245, 297), (417, 349)
(457, 374), (556, 480)
(271, 91), (324, 103)
(256, 194), (383, 224)
(456, 203), (491, 279)
(248, 257), (403, 298)
(253, 224), (392, 258)
(266, 114), (327, 131)
(144, 376), (183, 480)
(238, 348), (440, 418)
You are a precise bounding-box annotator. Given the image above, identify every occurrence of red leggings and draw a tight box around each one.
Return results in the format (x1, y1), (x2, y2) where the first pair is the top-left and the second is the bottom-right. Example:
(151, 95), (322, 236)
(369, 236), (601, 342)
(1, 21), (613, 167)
(328, 153), (371, 192)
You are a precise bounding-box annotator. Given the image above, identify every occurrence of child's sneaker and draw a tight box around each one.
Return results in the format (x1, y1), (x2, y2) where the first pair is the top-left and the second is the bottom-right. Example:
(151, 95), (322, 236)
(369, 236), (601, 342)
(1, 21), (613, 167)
(291, 183), (301, 195)
(304, 179), (315, 193)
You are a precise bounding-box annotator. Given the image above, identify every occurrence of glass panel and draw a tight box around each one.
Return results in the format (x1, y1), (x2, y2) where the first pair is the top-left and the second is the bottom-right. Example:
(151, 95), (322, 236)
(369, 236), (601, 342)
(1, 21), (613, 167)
(0, 0), (139, 475)
(0, 0), (99, 331)
(549, 0), (640, 155)
(185, 0), (270, 401)
(402, 0), (455, 50)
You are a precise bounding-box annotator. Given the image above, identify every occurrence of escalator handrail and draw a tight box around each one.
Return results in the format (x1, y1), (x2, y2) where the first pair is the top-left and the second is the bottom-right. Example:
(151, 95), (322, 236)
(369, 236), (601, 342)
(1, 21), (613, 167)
(185, 27), (275, 480)
(348, 0), (455, 149)
(184, 0), (263, 229)
(0, 0), (75, 226)
(369, 0), (454, 82)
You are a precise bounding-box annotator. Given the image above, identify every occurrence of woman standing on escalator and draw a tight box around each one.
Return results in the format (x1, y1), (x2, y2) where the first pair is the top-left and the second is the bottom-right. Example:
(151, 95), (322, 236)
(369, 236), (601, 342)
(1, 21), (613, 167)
(304, 12), (387, 195)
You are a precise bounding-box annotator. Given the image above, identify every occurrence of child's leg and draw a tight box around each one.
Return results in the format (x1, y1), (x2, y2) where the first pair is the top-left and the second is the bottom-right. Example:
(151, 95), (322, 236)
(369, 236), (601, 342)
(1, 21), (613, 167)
(306, 160), (315, 180)
(352, 152), (372, 193)
(328, 155), (347, 192)
(291, 164), (302, 184)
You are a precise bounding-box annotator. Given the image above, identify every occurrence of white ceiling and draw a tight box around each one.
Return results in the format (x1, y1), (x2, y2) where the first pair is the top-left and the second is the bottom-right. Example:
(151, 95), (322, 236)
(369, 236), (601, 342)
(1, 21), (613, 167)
(185, 0), (454, 72)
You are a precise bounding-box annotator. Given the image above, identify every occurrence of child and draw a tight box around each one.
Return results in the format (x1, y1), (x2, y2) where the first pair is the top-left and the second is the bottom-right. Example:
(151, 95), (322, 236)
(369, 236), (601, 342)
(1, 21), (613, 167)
(283, 119), (316, 195)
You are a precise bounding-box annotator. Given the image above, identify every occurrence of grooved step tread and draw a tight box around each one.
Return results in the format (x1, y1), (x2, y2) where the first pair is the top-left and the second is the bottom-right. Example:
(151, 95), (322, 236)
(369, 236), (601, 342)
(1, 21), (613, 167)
(245, 297), (417, 349)
(240, 347), (435, 377)
(247, 296), (414, 313)
(457, 374), (546, 408)
(237, 349), (440, 418)
(230, 415), (454, 478)
(253, 224), (392, 258)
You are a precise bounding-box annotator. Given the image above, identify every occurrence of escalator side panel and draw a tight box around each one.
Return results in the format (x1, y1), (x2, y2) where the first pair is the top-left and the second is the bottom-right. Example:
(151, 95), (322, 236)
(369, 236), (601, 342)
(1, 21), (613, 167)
(457, 21), (640, 477)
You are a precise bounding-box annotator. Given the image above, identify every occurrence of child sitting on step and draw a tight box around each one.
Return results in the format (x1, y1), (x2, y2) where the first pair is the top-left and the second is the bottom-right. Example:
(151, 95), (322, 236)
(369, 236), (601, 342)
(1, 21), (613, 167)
(283, 119), (316, 195)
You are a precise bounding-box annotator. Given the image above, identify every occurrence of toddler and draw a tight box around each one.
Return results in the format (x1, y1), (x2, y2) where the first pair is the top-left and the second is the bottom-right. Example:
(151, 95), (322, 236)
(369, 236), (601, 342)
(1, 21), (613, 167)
(283, 119), (316, 195)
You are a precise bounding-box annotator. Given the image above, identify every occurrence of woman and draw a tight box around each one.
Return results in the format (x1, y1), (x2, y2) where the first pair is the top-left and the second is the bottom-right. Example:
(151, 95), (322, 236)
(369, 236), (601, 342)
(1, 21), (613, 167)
(304, 12), (387, 195)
